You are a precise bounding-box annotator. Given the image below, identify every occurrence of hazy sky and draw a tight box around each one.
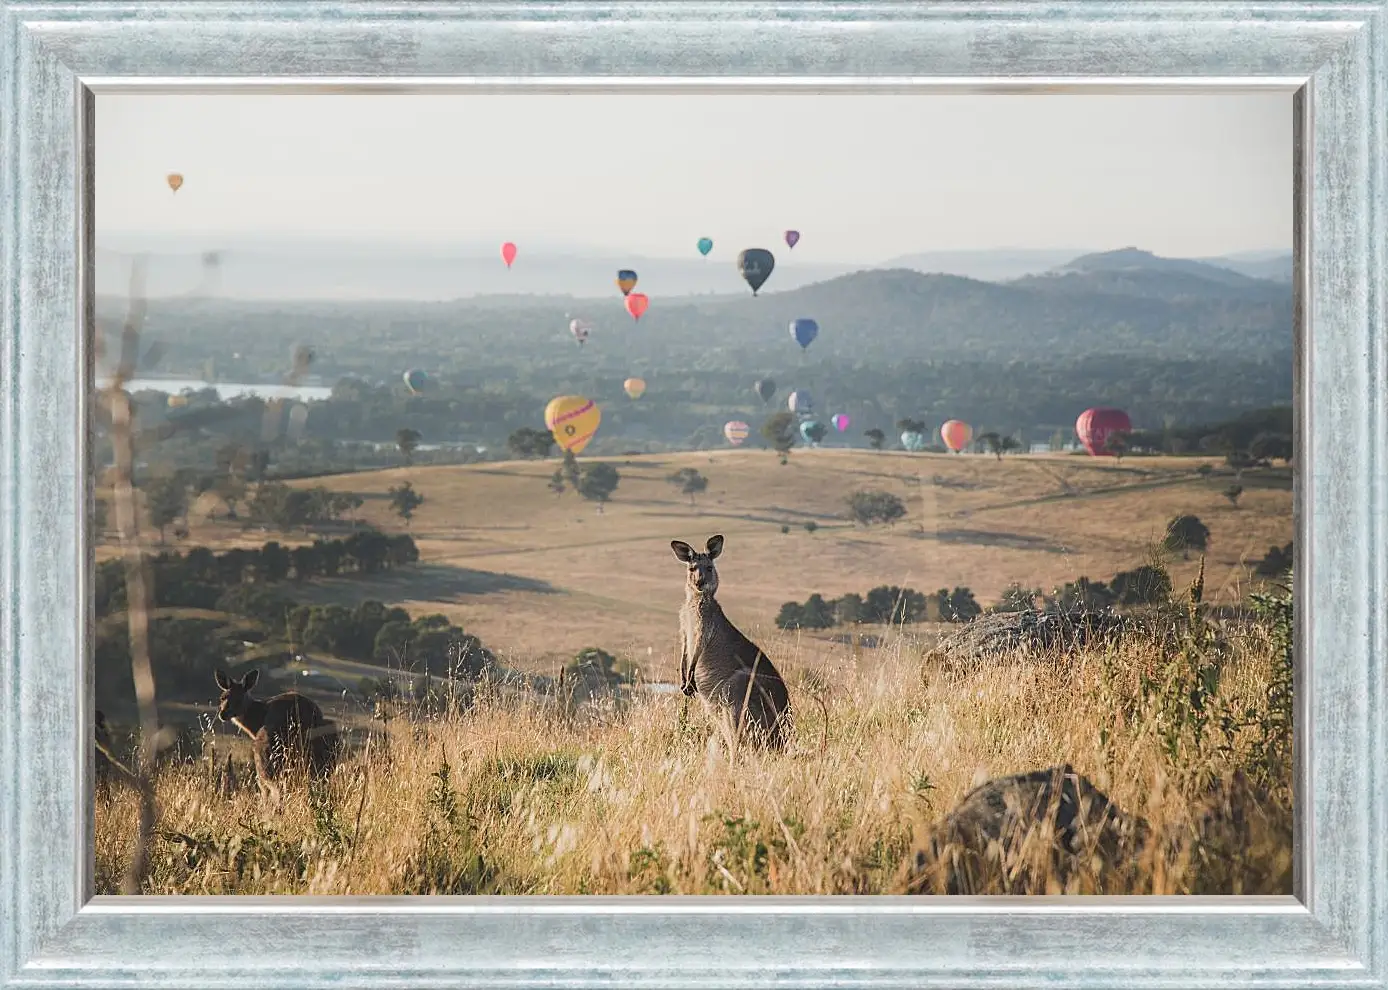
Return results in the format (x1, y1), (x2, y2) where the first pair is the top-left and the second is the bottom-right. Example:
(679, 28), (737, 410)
(97, 94), (1291, 263)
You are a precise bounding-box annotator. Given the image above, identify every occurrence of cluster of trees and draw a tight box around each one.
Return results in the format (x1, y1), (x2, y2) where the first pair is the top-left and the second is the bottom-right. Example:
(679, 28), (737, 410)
(776, 584), (984, 630)
(94, 531), (420, 619)
(545, 451), (621, 505)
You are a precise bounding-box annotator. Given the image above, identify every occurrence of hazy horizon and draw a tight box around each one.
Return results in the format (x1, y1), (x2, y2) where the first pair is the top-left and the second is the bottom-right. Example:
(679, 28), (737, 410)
(98, 94), (1291, 262)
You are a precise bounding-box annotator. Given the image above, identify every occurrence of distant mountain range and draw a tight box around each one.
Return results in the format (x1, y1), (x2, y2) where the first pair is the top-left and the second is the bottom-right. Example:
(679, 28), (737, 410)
(94, 234), (1292, 302)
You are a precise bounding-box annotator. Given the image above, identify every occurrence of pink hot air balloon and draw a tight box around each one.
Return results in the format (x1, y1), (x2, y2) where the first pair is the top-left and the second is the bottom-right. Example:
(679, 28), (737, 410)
(831, 413), (851, 432)
(940, 419), (973, 453)
(1075, 407), (1132, 457)
(784, 230), (800, 249)
(500, 242), (518, 268)
(625, 292), (650, 321)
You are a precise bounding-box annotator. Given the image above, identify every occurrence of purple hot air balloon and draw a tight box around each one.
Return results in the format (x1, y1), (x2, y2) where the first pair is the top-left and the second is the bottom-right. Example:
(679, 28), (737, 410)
(831, 413), (851, 432)
(784, 230), (801, 250)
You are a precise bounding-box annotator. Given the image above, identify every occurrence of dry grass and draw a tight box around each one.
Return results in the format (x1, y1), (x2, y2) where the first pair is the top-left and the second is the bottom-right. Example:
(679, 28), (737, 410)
(94, 609), (1294, 896)
(95, 448), (1292, 677)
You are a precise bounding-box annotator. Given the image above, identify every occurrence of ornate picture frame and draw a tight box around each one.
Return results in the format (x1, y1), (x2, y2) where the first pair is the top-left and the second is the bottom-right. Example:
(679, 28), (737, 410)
(2, 2), (1384, 987)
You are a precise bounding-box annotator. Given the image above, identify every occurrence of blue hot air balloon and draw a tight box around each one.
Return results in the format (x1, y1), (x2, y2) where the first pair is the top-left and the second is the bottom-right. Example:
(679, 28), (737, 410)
(696, 237), (713, 257)
(901, 430), (926, 452)
(737, 248), (776, 295)
(790, 318), (819, 350)
(788, 390), (813, 415)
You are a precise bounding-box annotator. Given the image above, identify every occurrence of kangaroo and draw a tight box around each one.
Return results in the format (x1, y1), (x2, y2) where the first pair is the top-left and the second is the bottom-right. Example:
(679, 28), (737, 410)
(214, 668), (338, 799)
(671, 534), (793, 749)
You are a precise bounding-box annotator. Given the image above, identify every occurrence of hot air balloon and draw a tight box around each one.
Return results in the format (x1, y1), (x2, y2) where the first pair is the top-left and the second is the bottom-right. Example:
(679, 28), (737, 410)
(784, 230), (800, 250)
(1076, 407), (1133, 457)
(625, 293), (650, 321)
(800, 419), (825, 446)
(790, 318), (819, 350)
(788, 390), (813, 415)
(166, 393), (189, 408)
(901, 430), (926, 452)
(166, 173), (184, 193)
(545, 395), (602, 455)
(737, 248), (776, 296)
(287, 403), (310, 439)
(755, 378), (777, 404)
(940, 419), (973, 453)
(615, 269), (639, 296)
(623, 377), (646, 399)
(723, 420), (750, 446)
(569, 318), (592, 347)
(832, 413), (851, 432)
(403, 369), (427, 394)
(697, 237), (713, 257)
(500, 242), (518, 268)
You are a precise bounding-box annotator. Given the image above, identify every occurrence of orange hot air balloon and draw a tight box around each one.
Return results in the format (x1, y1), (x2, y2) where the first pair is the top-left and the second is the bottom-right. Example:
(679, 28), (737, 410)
(500, 242), (518, 268)
(940, 419), (974, 453)
(623, 377), (646, 399)
(166, 173), (184, 193)
(625, 292), (650, 321)
(544, 395), (602, 455)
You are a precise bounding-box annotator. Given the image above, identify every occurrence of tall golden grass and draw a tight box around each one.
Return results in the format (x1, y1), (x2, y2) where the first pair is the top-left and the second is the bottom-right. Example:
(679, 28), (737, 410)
(94, 598), (1294, 896)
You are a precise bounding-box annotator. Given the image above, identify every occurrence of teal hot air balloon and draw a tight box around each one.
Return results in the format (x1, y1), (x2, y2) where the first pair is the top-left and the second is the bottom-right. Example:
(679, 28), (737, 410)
(403, 369), (427, 394)
(737, 248), (776, 296)
(790, 318), (819, 350)
(800, 419), (826, 446)
(697, 237), (713, 257)
(901, 430), (926, 452)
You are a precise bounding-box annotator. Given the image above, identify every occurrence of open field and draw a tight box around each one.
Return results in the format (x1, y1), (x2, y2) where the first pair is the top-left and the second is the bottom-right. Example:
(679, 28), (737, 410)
(99, 449), (1291, 682)
(94, 609), (1294, 895)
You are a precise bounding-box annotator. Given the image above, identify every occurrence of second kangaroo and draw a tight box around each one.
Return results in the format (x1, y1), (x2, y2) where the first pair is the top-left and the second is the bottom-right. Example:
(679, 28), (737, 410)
(671, 534), (793, 749)
(214, 668), (339, 799)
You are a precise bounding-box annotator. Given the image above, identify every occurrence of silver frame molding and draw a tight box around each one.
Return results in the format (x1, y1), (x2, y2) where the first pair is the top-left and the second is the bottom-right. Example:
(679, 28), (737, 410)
(1, 2), (1384, 988)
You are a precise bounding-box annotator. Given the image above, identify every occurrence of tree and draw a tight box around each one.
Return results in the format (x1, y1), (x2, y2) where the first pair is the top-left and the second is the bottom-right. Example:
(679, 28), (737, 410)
(547, 469), (566, 496)
(667, 467), (709, 506)
(1223, 483), (1244, 508)
(507, 427), (556, 460)
(864, 428), (885, 451)
(1106, 430), (1130, 462)
(396, 428), (423, 466)
(844, 489), (907, 527)
(1249, 431), (1293, 465)
(1162, 514), (1210, 559)
(896, 417), (927, 435)
(761, 412), (797, 464)
(1110, 564), (1172, 605)
(577, 462), (621, 506)
(562, 450), (582, 492)
(992, 583), (1039, 613)
(1254, 541), (1293, 577)
(388, 482), (425, 524)
(803, 520), (818, 535)
(977, 432), (1021, 460)
(93, 498), (109, 535)
(935, 587), (982, 622)
(214, 474), (247, 519)
(143, 474), (189, 544)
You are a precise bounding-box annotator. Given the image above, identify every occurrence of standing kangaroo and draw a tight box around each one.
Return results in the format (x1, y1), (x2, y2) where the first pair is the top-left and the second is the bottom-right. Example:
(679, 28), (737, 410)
(671, 534), (793, 749)
(214, 668), (337, 798)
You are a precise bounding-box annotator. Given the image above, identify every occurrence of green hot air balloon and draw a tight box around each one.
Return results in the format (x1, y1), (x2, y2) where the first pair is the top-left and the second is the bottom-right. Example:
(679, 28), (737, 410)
(737, 248), (776, 296)
(697, 237), (713, 257)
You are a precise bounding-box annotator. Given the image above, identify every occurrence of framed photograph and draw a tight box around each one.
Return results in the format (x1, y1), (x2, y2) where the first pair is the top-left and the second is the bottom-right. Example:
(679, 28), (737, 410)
(2, 2), (1385, 988)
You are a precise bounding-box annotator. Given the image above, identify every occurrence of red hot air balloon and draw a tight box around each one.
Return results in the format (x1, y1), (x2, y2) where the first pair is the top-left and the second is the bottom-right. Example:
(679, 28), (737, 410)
(625, 292), (650, 321)
(500, 242), (518, 268)
(1075, 407), (1132, 457)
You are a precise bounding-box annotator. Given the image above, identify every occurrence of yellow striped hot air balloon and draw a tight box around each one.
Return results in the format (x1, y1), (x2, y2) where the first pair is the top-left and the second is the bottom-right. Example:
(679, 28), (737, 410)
(623, 377), (646, 399)
(724, 420), (750, 446)
(545, 395), (601, 454)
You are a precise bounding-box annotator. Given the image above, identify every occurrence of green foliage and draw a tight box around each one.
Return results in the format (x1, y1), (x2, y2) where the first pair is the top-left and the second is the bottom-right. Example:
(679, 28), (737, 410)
(1223, 484), (1244, 508)
(395, 428), (422, 466)
(244, 482), (361, 530)
(844, 489), (906, 527)
(934, 586), (983, 622)
(761, 412), (797, 456)
(141, 474), (190, 541)
(776, 584), (933, 629)
(1110, 564), (1173, 606)
(667, 467), (709, 506)
(863, 428), (885, 450)
(1253, 541), (1293, 577)
(1247, 571), (1294, 788)
(1162, 514), (1211, 558)
(991, 584), (1040, 613)
(388, 481), (425, 523)
(508, 427), (556, 460)
(577, 462), (621, 503)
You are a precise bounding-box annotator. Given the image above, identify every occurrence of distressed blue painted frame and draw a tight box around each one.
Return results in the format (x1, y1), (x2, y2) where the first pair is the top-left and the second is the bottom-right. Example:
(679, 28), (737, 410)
(1, 2), (1384, 988)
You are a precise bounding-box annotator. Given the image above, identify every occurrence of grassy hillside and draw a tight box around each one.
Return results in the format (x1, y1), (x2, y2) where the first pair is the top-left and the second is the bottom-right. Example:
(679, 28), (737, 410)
(100, 449), (1291, 681)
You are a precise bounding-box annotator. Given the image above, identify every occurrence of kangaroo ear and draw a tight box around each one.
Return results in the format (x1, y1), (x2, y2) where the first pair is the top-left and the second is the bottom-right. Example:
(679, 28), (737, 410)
(670, 540), (695, 563)
(242, 668), (260, 690)
(705, 534), (724, 558)
(214, 669), (231, 690)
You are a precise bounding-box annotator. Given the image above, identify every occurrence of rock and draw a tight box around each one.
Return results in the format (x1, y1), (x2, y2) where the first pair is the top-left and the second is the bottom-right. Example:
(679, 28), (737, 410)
(907, 764), (1147, 894)
(934, 608), (1131, 664)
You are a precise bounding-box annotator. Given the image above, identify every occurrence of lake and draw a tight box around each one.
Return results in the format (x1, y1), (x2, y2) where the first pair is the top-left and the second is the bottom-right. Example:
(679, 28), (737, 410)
(109, 377), (336, 402)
